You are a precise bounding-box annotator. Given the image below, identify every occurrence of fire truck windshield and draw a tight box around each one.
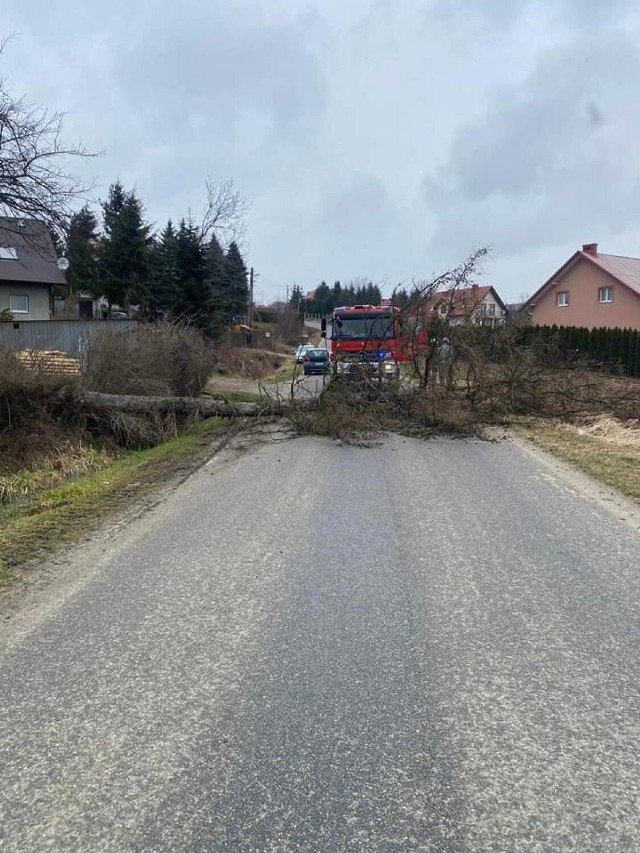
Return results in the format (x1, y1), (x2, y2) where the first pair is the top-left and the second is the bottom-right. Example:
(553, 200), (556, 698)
(333, 314), (394, 340)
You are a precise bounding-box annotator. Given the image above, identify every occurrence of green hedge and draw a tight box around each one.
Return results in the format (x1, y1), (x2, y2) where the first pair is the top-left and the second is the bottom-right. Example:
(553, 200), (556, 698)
(517, 325), (640, 378)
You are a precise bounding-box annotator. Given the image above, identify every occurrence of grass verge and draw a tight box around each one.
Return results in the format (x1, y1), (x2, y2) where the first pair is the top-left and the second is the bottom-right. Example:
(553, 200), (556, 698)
(512, 417), (640, 502)
(0, 417), (231, 586)
(262, 361), (296, 385)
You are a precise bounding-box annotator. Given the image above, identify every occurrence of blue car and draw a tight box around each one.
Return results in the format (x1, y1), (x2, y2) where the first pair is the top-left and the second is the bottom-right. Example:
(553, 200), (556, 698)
(303, 348), (330, 375)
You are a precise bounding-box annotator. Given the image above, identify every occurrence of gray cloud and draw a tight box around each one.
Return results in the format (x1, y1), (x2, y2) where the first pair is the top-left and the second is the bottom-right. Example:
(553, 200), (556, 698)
(424, 32), (640, 258)
(114, 6), (325, 131)
(2, 1), (640, 303)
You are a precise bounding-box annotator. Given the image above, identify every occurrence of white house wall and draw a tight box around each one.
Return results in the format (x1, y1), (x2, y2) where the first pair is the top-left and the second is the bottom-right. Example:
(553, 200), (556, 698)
(0, 285), (51, 321)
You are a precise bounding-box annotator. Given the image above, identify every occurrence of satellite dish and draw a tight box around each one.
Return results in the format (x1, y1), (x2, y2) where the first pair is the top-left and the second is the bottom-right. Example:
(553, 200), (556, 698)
(57, 257), (70, 271)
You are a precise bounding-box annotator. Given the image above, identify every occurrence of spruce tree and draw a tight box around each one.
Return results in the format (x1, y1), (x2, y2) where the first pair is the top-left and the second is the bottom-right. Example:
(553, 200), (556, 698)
(154, 219), (179, 313)
(66, 206), (100, 297)
(314, 281), (332, 315)
(99, 182), (152, 311)
(170, 218), (217, 335)
(221, 241), (249, 322)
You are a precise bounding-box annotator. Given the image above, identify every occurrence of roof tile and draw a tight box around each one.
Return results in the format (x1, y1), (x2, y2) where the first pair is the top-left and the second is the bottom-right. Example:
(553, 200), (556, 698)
(587, 253), (640, 296)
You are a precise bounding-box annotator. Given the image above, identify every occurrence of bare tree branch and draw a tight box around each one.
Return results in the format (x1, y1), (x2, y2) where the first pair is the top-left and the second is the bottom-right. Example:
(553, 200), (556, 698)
(0, 39), (100, 246)
(199, 178), (250, 248)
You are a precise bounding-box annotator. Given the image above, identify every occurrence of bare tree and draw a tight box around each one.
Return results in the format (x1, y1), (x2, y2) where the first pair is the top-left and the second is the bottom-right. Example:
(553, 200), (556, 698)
(200, 178), (250, 248)
(389, 246), (490, 386)
(0, 38), (97, 245)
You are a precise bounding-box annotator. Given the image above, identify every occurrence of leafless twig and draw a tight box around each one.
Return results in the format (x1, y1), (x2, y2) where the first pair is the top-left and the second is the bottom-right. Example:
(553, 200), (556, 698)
(0, 39), (100, 245)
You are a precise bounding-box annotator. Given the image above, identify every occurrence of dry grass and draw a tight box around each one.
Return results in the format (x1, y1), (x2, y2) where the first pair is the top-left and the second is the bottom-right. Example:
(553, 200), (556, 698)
(573, 414), (640, 447)
(212, 345), (290, 380)
(513, 416), (640, 502)
(0, 417), (230, 583)
(0, 442), (113, 505)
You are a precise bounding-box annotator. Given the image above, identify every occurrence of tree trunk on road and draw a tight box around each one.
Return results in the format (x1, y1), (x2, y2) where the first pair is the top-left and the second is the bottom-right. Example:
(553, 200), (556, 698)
(58, 388), (286, 418)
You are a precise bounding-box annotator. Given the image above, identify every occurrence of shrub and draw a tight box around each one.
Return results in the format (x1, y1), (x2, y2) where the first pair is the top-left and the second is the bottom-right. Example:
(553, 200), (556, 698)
(85, 322), (216, 397)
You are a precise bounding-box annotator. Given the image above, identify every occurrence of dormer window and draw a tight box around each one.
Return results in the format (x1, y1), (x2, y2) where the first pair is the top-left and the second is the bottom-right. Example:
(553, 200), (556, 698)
(0, 248), (18, 260)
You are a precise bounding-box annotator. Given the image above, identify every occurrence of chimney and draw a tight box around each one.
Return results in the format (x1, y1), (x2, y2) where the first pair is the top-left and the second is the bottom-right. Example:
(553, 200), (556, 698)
(582, 243), (598, 256)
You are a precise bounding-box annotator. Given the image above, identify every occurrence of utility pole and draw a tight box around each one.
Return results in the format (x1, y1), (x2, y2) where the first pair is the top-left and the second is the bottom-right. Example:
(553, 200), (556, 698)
(248, 266), (254, 326)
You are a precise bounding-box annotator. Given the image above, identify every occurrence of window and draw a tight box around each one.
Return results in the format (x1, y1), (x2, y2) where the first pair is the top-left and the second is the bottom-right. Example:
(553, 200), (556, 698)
(0, 247), (18, 260)
(598, 286), (613, 303)
(9, 295), (28, 313)
(556, 291), (569, 307)
(332, 313), (395, 340)
(487, 303), (496, 316)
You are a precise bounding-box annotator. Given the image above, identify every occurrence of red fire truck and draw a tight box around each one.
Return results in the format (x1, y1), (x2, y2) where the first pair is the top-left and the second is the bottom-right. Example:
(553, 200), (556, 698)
(322, 301), (420, 378)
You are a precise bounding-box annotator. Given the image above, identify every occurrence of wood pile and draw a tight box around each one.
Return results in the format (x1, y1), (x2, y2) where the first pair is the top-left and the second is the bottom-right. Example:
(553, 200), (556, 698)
(16, 350), (81, 376)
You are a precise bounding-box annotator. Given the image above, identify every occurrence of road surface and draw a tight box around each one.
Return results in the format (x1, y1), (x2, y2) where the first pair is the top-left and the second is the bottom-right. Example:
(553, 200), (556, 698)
(1, 430), (639, 851)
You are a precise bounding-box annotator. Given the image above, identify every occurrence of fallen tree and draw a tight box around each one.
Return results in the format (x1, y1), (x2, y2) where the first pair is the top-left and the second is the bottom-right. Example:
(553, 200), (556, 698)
(57, 387), (288, 418)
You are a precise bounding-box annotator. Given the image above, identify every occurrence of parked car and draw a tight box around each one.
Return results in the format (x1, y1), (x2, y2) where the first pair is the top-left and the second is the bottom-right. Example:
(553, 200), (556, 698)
(303, 347), (330, 376)
(110, 310), (129, 319)
(294, 344), (314, 363)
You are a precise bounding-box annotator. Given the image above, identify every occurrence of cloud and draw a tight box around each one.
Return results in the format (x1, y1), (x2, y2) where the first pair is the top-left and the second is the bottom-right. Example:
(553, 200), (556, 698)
(423, 32), (640, 258)
(114, 4), (326, 132)
(431, 0), (635, 28)
(2, 1), (640, 303)
(315, 174), (408, 281)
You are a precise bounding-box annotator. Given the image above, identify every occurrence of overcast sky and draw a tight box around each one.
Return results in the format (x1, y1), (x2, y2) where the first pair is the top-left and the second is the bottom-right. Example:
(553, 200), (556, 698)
(3, 0), (640, 304)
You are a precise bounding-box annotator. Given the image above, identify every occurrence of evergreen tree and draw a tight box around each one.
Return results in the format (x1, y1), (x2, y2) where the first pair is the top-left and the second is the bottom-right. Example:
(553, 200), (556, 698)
(313, 281), (332, 315)
(366, 282), (382, 304)
(205, 233), (225, 292)
(632, 330), (640, 377)
(99, 181), (152, 310)
(170, 218), (217, 335)
(66, 205), (100, 297)
(289, 284), (304, 314)
(221, 241), (249, 322)
(149, 219), (179, 315)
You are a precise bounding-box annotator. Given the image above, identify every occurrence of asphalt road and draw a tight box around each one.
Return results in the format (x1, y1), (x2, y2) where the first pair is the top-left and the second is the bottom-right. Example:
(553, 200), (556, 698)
(1, 431), (639, 852)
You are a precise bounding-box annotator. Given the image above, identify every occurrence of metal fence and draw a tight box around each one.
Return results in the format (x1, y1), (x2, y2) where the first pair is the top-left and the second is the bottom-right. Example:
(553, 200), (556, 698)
(0, 319), (140, 357)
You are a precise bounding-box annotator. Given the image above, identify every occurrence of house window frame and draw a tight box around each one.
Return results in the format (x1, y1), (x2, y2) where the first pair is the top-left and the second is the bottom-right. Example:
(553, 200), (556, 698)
(9, 294), (29, 314)
(487, 303), (496, 317)
(598, 286), (613, 304)
(556, 291), (569, 307)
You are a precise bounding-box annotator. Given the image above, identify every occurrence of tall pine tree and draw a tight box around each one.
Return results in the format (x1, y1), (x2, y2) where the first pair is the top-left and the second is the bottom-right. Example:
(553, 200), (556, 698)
(220, 241), (249, 322)
(170, 218), (218, 335)
(151, 219), (180, 315)
(99, 181), (152, 311)
(66, 205), (100, 297)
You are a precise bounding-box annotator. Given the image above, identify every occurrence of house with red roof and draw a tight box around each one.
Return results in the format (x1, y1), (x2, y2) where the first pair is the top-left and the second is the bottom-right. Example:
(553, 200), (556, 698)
(522, 243), (640, 330)
(426, 285), (508, 328)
